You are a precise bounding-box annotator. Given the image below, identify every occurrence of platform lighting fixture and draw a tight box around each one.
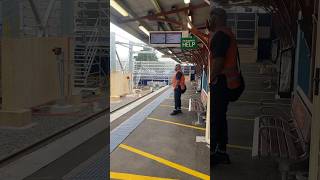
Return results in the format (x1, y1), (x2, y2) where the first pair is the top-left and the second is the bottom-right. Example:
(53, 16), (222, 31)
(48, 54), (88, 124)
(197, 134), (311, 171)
(138, 25), (149, 36)
(188, 15), (192, 22)
(184, 0), (190, 4)
(168, 50), (173, 54)
(111, 0), (129, 17)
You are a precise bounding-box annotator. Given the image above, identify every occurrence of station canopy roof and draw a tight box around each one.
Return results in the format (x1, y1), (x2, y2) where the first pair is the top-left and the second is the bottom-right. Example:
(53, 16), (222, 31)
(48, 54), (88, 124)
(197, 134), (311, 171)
(111, 0), (212, 63)
(110, 0), (315, 65)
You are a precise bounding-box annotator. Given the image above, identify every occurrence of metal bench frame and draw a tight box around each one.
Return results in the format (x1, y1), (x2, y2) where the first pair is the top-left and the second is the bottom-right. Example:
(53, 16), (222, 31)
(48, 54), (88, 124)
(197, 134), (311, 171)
(252, 106), (310, 180)
(189, 98), (206, 125)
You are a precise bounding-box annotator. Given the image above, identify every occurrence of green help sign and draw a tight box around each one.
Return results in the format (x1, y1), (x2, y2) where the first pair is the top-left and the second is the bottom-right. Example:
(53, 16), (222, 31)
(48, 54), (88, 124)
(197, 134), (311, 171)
(181, 37), (198, 50)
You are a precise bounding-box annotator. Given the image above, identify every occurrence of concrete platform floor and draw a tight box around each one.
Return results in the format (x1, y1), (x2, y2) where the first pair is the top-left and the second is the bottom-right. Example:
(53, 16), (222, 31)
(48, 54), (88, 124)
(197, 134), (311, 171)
(110, 86), (210, 180)
(110, 63), (285, 180)
(212, 63), (283, 180)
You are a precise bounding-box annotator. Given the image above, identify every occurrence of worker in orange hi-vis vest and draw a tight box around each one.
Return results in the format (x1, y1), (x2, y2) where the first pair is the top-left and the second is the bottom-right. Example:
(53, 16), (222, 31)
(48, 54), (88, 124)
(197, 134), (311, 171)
(207, 8), (243, 167)
(170, 64), (186, 115)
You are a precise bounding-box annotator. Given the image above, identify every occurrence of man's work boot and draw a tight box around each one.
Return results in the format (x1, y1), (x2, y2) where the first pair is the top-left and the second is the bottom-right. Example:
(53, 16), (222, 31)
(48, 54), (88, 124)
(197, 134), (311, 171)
(211, 151), (231, 167)
(170, 110), (179, 115)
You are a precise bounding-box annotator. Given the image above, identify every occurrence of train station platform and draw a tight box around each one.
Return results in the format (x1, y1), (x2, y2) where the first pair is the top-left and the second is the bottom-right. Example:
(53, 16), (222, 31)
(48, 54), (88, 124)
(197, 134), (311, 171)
(212, 63), (290, 180)
(109, 84), (210, 180)
(107, 63), (288, 180)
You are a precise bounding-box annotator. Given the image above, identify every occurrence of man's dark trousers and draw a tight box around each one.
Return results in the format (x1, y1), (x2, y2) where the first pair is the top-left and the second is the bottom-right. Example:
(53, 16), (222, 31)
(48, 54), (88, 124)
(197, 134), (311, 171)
(174, 86), (182, 110)
(210, 75), (229, 153)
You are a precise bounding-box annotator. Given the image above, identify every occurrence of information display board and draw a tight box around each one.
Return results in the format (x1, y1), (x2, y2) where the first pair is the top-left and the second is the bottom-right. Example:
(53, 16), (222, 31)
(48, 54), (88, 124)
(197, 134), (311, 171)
(149, 31), (188, 47)
(150, 33), (166, 44)
(166, 32), (182, 44)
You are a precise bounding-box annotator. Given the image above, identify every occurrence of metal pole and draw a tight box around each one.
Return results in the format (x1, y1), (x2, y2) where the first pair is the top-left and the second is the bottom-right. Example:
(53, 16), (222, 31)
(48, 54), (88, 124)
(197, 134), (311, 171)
(56, 52), (65, 105)
(129, 41), (134, 92)
(110, 32), (116, 72)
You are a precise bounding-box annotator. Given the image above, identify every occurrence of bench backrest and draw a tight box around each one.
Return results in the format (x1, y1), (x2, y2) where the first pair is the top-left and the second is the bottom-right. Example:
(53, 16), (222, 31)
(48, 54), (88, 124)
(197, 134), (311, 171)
(291, 91), (312, 146)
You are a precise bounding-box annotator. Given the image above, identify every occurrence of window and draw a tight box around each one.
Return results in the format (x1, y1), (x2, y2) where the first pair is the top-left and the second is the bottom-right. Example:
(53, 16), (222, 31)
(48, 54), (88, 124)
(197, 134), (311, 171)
(227, 12), (257, 46)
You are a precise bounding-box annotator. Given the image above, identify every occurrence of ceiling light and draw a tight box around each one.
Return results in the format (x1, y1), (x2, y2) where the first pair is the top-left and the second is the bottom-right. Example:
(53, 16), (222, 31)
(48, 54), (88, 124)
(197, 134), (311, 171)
(111, 0), (129, 17)
(138, 25), (149, 36)
(188, 15), (192, 22)
(168, 50), (173, 54)
(184, 0), (190, 4)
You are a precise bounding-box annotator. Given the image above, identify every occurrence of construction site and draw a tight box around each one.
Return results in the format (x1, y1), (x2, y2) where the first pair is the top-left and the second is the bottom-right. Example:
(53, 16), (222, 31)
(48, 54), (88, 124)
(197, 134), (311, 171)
(0, 0), (109, 179)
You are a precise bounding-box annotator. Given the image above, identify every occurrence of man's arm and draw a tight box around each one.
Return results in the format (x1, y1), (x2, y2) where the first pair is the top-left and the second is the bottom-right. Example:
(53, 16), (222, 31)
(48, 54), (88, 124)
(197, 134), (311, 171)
(175, 72), (182, 89)
(210, 57), (224, 82)
(210, 31), (230, 83)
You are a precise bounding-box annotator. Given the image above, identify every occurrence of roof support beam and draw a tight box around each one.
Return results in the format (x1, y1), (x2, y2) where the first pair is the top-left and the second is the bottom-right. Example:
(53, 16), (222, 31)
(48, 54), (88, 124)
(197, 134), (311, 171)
(148, 17), (183, 27)
(115, 1), (154, 39)
(27, 0), (45, 36)
(119, 3), (208, 24)
(150, 0), (173, 30)
(42, 0), (57, 34)
(27, 0), (57, 37)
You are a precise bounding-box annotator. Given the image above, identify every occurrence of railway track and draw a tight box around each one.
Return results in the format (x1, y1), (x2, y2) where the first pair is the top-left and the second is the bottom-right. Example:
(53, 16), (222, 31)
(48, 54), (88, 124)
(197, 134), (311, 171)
(0, 107), (108, 168)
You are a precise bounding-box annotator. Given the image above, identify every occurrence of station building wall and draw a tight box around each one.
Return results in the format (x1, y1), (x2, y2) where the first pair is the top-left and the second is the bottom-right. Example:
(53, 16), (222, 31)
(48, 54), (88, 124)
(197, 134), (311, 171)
(1, 37), (74, 110)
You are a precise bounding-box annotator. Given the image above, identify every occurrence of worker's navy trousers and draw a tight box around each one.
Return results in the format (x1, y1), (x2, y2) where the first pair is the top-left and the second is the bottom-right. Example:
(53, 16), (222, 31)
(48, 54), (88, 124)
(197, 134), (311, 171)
(210, 75), (229, 153)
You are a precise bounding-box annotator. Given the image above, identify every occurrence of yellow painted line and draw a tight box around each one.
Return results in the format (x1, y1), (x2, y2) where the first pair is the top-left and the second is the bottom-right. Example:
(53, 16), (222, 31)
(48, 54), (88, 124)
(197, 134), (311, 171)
(147, 117), (206, 131)
(245, 90), (274, 94)
(110, 172), (177, 180)
(228, 116), (255, 121)
(119, 144), (210, 180)
(237, 101), (260, 104)
(227, 144), (252, 151)
(159, 105), (254, 122)
(160, 105), (189, 110)
(237, 100), (290, 106)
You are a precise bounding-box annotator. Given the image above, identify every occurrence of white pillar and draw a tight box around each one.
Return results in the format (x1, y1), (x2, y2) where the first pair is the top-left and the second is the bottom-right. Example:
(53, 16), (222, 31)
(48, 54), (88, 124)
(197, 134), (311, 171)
(205, 65), (210, 144)
(293, 11), (302, 91)
(110, 32), (117, 72)
(309, 2), (320, 179)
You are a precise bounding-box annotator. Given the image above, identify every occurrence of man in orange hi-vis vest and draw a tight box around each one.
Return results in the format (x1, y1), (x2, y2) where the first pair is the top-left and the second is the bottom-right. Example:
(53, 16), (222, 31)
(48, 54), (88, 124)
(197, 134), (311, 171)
(170, 64), (186, 115)
(207, 8), (242, 167)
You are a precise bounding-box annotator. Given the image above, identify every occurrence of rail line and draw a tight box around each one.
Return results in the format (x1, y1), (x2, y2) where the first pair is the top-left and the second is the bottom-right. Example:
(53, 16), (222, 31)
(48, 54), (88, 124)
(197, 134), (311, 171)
(0, 108), (108, 167)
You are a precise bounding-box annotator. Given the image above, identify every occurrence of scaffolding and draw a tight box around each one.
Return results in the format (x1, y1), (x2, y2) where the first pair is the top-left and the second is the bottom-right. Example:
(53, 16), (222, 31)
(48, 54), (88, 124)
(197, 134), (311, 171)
(73, 0), (108, 92)
(2, 0), (108, 93)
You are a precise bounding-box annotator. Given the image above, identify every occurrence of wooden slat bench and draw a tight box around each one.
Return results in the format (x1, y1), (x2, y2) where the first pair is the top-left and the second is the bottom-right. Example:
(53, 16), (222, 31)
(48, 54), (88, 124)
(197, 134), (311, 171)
(252, 93), (312, 180)
(189, 98), (206, 125)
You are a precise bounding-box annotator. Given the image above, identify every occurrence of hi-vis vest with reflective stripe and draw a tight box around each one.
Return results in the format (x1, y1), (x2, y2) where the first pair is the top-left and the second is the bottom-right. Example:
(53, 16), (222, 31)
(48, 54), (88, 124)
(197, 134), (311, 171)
(209, 27), (241, 89)
(172, 71), (186, 89)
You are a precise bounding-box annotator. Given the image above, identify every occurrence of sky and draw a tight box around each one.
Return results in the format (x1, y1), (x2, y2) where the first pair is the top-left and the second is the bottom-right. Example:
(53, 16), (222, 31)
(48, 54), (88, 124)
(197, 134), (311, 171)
(110, 23), (175, 63)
